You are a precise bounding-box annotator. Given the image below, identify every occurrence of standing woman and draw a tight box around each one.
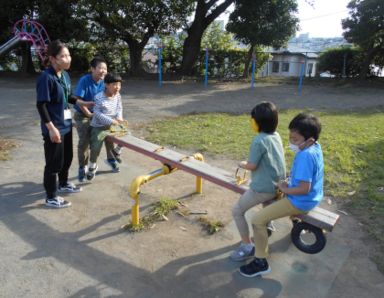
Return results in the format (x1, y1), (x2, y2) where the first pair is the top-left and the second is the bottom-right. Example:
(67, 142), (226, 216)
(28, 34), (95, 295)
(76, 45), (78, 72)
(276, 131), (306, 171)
(36, 40), (93, 208)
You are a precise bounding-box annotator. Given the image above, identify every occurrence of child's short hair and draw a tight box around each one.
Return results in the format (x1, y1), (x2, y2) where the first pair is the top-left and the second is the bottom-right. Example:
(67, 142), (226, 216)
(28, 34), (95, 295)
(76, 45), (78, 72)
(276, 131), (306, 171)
(289, 113), (322, 141)
(90, 56), (106, 68)
(251, 101), (278, 133)
(104, 73), (122, 84)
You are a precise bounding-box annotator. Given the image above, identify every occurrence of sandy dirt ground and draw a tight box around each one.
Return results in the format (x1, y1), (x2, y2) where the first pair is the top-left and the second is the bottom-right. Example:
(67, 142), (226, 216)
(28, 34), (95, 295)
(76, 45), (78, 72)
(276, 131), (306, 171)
(1, 76), (384, 298)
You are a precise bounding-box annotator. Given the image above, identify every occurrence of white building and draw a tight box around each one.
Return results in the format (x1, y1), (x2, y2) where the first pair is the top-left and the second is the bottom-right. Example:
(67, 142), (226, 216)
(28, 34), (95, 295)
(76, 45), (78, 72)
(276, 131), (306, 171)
(260, 34), (351, 77)
(261, 51), (318, 77)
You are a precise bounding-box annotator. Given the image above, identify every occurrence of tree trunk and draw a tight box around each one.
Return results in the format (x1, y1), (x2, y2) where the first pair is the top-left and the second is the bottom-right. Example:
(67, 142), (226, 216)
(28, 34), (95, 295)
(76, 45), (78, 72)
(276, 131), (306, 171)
(128, 43), (144, 75)
(359, 48), (374, 79)
(180, 24), (206, 75)
(243, 45), (254, 78)
(125, 38), (148, 75)
(20, 43), (35, 74)
(180, 0), (234, 75)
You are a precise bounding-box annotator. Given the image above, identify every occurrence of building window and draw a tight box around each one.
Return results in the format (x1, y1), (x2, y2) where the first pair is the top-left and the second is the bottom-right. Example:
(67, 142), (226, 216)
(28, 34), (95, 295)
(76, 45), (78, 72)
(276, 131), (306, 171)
(307, 63), (314, 77)
(282, 62), (290, 72)
(272, 62), (279, 73)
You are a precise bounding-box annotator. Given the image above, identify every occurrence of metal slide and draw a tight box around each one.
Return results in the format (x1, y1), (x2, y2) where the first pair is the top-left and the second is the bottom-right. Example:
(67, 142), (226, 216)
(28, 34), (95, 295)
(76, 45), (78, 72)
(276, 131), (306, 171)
(0, 36), (21, 56)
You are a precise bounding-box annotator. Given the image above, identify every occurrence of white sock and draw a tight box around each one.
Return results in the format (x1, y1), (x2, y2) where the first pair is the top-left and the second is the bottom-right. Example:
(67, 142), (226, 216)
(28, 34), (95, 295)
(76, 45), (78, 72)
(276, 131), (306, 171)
(114, 145), (122, 154)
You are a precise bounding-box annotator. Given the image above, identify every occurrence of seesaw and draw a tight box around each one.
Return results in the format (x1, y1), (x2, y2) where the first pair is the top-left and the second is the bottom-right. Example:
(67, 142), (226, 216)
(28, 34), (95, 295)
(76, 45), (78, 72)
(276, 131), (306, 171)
(108, 133), (339, 254)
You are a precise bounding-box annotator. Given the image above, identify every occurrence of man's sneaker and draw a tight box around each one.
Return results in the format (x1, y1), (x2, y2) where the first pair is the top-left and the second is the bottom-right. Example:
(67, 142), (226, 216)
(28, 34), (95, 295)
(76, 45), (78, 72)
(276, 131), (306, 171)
(58, 182), (82, 193)
(78, 166), (87, 183)
(45, 196), (71, 208)
(239, 258), (271, 277)
(230, 243), (255, 262)
(105, 159), (120, 173)
(111, 148), (122, 163)
(87, 165), (98, 181)
(267, 220), (276, 237)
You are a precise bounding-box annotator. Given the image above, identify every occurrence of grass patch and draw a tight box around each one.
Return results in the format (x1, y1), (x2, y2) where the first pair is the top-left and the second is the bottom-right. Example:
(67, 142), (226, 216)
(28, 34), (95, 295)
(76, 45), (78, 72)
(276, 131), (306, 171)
(0, 138), (18, 161)
(198, 217), (225, 234)
(123, 197), (179, 232)
(145, 110), (384, 271)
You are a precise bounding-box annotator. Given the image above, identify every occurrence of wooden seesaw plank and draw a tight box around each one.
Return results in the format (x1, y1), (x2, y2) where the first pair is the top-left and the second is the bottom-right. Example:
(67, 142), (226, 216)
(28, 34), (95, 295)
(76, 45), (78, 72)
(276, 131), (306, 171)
(108, 134), (249, 194)
(108, 134), (339, 232)
(296, 207), (339, 231)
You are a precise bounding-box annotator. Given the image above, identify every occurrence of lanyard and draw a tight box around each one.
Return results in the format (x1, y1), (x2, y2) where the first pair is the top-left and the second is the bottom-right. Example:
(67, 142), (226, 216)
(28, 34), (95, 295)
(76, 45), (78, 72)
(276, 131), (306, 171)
(58, 73), (69, 109)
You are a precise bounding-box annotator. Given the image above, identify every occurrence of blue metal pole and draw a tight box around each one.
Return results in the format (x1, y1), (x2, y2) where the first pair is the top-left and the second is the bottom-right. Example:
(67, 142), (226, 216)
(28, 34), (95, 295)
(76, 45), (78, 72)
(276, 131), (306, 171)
(204, 47), (208, 87)
(298, 63), (305, 94)
(158, 47), (162, 87)
(251, 54), (256, 89)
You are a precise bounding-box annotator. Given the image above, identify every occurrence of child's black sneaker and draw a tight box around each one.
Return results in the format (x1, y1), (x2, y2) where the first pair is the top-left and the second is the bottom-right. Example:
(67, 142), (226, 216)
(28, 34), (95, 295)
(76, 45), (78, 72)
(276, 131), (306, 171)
(87, 164), (98, 181)
(45, 196), (71, 208)
(58, 182), (82, 193)
(239, 258), (271, 277)
(111, 148), (122, 163)
(78, 166), (87, 183)
(105, 159), (120, 173)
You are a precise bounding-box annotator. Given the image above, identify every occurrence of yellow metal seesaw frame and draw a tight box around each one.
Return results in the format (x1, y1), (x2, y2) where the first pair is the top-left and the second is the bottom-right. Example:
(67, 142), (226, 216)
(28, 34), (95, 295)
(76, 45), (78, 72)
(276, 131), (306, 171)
(129, 153), (204, 226)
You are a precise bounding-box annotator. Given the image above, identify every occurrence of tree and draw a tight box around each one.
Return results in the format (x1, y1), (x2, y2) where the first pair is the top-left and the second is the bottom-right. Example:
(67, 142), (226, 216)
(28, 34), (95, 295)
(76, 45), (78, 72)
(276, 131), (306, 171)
(0, 0), (35, 73)
(342, 0), (384, 78)
(82, 0), (194, 75)
(37, 0), (89, 42)
(0, 1), (89, 73)
(180, 0), (235, 75)
(226, 0), (299, 77)
(201, 21), (236, 51)
(317, 47), (361, 78)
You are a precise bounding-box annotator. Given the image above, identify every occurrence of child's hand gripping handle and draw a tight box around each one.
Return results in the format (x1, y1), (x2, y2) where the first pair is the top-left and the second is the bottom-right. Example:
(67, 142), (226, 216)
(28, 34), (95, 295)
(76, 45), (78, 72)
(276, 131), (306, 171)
(235, 167), (248, 185)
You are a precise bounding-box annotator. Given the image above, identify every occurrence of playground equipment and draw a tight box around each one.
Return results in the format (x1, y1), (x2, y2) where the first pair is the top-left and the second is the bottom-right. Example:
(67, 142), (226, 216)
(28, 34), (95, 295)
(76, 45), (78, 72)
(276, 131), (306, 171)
(0, 19), (50, 62)
(108, 134), (339, 254)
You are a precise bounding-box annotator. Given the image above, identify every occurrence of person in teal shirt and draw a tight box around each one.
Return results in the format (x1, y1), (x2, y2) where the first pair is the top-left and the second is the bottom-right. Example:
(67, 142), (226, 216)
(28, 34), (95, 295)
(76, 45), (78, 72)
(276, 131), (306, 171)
(238, 112), (323, 278)
(230, 102), (286, 262)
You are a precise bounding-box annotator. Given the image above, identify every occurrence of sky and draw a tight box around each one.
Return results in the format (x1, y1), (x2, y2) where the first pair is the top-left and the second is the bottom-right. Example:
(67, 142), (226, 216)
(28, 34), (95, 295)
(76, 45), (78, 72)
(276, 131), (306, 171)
(218, 0), (352, 38)
(297, 0), (351, 38)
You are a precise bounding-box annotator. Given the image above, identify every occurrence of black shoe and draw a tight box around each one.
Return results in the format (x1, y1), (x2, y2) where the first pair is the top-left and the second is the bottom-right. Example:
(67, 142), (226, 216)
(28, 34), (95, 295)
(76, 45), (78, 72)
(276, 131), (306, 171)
(87, 165), (98, 181)
(111, 148), (122, 163)
(105, 159), (120, 173)
(45, 196), (71, 208)
(239, 258), (271, 277)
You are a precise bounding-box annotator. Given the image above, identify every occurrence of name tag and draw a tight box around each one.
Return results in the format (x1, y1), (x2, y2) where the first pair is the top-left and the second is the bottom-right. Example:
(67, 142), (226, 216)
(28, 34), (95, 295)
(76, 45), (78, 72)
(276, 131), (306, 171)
(64, 109), (72, 120)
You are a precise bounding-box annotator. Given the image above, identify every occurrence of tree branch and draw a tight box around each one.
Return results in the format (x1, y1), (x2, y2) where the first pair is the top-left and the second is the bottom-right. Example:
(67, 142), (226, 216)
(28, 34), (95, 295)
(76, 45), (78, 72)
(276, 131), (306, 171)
(206, 0), (234, 25)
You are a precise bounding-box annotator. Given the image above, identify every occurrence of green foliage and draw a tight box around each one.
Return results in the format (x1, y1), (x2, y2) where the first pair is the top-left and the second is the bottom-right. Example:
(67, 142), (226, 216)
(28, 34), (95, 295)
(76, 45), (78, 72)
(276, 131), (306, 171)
(123, 198), (180, 232)
(226, 0), (299, 48)
(194, 48), (269, 79)
(162, 35), (269, 79)
(342, 0), (384, 77)
(161, 33), (186, 73)
(81, 0), (194, 73)
(201, 21), (236, 51)
(198, 217), (225, 234)
(0, 0), (34, 42)
(37, 1), (89, 42)
(179, 0), (235, 75)
(318, 47), (362, 77)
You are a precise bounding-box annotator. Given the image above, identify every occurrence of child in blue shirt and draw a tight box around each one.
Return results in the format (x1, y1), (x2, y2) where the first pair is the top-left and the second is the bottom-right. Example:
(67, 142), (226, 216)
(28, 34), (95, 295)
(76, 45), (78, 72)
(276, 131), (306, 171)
(74, 57), (107, 182)
(238, 113), (324, 278)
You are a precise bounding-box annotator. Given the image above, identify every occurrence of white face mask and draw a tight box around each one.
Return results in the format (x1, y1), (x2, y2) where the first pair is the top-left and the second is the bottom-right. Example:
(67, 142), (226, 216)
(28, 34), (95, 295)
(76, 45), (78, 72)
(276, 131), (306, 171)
(289, 142), (300, 153)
